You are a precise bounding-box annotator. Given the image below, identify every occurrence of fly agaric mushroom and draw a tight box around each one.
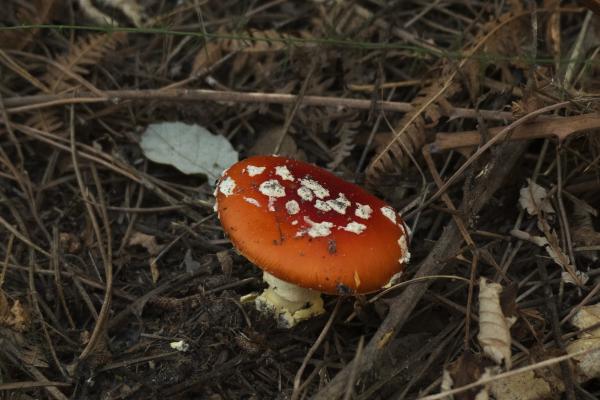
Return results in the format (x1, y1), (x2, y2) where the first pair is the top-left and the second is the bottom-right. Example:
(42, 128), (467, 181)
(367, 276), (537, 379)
(214, 155), (410, 327)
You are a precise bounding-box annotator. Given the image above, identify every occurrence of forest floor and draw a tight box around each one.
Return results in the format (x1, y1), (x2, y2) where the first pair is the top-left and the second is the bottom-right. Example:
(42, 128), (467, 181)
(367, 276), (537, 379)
(1, 1), (600, 399)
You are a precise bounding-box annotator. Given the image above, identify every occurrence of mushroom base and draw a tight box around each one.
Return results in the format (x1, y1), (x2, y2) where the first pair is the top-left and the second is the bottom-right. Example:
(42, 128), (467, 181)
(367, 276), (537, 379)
(255, 272), (325, 328)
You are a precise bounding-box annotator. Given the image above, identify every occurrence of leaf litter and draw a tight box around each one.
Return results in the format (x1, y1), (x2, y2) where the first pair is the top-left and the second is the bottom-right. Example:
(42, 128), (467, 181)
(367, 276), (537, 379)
(0, 1), (600, 399)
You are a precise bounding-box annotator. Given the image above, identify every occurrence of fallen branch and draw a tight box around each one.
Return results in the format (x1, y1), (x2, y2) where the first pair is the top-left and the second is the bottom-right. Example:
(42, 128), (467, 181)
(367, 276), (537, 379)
(312, 141), (528, 400)
(1, 89), (516, 121)
(431, 113), (600, 152)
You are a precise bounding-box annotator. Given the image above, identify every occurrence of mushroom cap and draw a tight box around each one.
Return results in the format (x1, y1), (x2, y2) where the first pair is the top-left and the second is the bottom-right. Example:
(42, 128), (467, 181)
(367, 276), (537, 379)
(215, 155), (410, 295)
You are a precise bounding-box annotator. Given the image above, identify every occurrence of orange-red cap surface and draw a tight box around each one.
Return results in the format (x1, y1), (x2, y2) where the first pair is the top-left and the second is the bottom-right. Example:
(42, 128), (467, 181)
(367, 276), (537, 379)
(215, 155), (410, 295)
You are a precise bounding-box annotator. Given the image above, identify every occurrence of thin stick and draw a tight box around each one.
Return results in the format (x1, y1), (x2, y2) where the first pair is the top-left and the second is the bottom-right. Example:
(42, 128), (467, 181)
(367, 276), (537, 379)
(342, 336), (365, 400)
(291, 299), (342, 400)
(421, 346), (600, 400)
(69, 105), (113, 362)
(1, 89), (515, 122)
(274, 61), (317, 154)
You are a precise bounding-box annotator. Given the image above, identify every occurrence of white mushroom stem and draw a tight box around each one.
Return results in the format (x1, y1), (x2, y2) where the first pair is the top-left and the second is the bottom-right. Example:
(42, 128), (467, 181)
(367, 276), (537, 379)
(255, 272), (325, 328)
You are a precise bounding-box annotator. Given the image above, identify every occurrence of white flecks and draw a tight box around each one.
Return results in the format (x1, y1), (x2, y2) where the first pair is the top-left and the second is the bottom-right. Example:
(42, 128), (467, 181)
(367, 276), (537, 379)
(297, 186), (314, 201)
(291, 220), (299, 225)
(275, 165), (295, 181)
(341, 221), (367, 234)
(259, 179), (286, 198)
(300, 217), (334, 238)
(314, 199), (332, 212)
(285, 200), (300, 215)
(299, 178), (330, 199)
(244, 197), (261, 207)
(327, 193), (351, 214)
(212, 185), (219, 212)
(219, 176), (236, 196)
(355, 203), (373, 220)
(246, 165), (266, 176)
(398, 235), (411, 264)
(380, 206), (397, 224)
(268, 197), (277, 212)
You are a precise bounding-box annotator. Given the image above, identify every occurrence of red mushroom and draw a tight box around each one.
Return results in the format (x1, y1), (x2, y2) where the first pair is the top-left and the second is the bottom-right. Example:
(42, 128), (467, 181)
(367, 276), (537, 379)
(214, 155), (410, 327)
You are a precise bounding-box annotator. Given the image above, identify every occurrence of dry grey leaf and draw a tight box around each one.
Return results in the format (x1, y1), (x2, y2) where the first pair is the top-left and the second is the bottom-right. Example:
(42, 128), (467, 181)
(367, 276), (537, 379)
(478, 278), (514, 369)
(518, 179), (554, 215)
(140, 122), (238, 184)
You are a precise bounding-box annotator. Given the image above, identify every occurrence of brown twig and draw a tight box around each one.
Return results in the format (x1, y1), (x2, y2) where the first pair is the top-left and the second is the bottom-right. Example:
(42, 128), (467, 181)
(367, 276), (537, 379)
(68, 106), (114, 363)
(292, 298), (342, 400)
(342, 336), (365, 400)
(431, 112), (600, 152)
(538, 261), (577, 400)
(1, 89), (515, 122)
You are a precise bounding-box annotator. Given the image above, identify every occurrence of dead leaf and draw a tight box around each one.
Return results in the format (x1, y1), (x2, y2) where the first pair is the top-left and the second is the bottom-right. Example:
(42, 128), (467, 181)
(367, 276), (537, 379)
(78, 0), (145, 27)
(568, 303), (600, 381)
(518, 180), (554, 215)
(59, 232), (81, 253)
(128, 231), (163, 256)
(478, 278), (514, 369)
(5, 300), (30, 332)
(140, 122), (238, 183)
(538, 219), (588, 286)
(248, 126), (306, 160)
(561, 270), (589, 286)
(128, 232), (163, 284)
(0, 290), (29, 332)
(192, 40), (224, 75)
(444, 352), (485, 400)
